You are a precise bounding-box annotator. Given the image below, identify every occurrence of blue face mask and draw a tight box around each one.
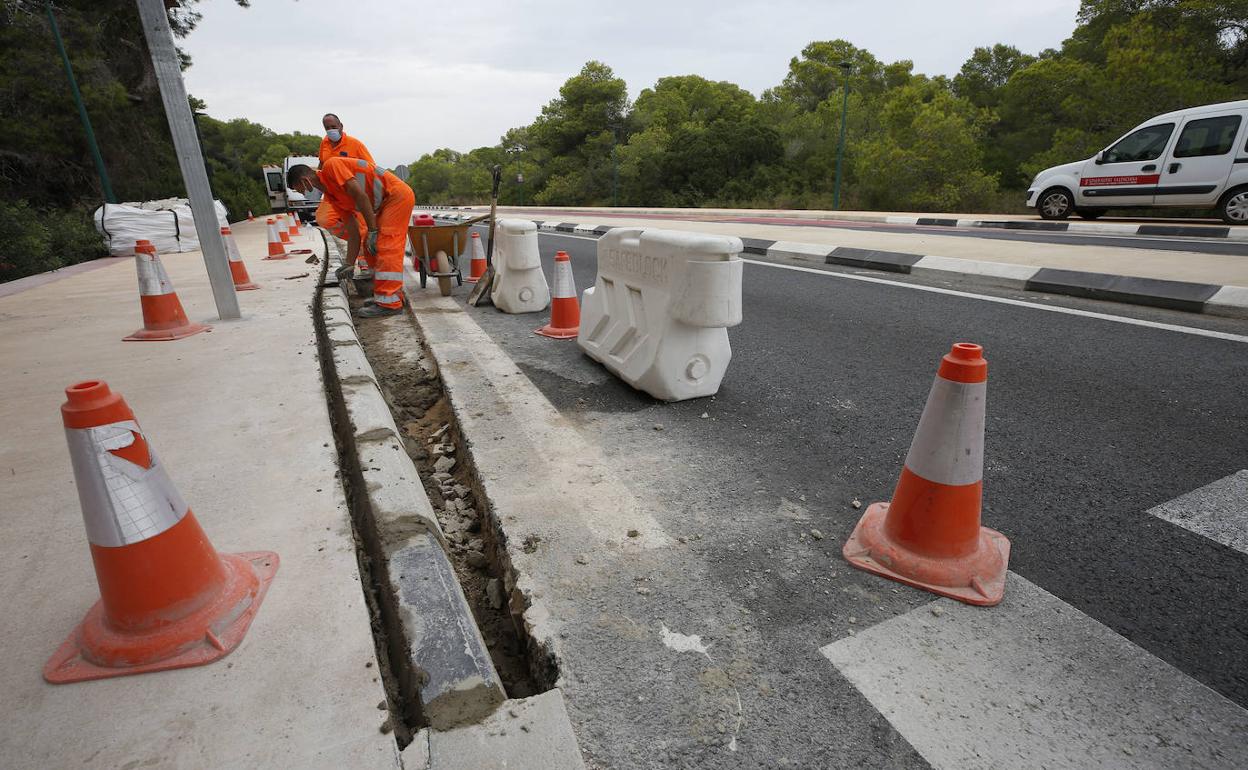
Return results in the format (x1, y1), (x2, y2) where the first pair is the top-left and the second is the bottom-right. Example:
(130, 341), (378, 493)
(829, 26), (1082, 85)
(326, 129), (342, 142)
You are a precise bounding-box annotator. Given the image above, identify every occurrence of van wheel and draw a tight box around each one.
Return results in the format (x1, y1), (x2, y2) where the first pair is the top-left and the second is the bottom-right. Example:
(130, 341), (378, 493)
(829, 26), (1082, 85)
(1217, 187), (1248, 225)
(1075, 208), (1106, 220)
(1037, 188), (1074, 220)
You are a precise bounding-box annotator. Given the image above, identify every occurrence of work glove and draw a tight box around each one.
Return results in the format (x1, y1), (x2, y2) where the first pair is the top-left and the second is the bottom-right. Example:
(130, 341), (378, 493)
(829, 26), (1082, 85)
(366, 229), (380, 255)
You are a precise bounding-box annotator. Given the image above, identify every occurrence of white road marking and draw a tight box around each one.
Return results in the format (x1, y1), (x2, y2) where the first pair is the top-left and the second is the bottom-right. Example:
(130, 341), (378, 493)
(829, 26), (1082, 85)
(1148, 471), (1248, 554)
(524, 231), (1248, 343)
(821, 574), (1248, 770)
(739, 259), (1248, 344)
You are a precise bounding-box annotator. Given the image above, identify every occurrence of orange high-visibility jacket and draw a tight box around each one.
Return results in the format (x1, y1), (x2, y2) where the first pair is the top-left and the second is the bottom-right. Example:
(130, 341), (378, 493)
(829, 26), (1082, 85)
(318, 157), (407, 220)
(318, 132), (374, 167)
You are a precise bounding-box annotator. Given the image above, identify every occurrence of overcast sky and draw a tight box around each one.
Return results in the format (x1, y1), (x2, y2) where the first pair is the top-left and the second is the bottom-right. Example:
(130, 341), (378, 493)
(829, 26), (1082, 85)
(181, 0), (1081, 167)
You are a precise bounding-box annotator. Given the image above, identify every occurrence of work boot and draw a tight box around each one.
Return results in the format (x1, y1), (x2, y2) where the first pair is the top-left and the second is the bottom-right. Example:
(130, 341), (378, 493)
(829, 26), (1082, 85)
(334, 263), (354, 281)
(356, 303), (402, 318)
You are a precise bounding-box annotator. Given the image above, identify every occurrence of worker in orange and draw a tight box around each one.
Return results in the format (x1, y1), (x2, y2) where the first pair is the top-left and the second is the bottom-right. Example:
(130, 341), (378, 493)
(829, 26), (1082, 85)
(288, 158), (414, 317)
(316, 114), (374, 246)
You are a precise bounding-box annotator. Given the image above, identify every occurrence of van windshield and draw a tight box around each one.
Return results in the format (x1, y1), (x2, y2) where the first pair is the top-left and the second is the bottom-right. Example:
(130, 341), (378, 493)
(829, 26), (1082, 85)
(1104, 123), (1174, 163)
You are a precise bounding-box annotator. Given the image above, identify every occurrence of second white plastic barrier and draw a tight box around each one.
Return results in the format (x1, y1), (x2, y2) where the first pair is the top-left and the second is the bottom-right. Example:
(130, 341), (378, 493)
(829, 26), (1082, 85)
(578, 227), (743, 401)
(490, 219), (551, 314)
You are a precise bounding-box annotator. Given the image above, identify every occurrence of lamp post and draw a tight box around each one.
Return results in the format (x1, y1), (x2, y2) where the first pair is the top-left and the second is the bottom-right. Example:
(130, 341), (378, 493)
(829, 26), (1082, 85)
(833, 61), (852, 210)
(517, 172), (524, 207)
(45, 1), (116, 203)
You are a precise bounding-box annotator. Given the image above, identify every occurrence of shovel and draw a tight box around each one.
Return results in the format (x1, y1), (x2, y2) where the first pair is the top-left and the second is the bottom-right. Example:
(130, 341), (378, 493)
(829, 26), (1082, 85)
(467, 164), (503, 307)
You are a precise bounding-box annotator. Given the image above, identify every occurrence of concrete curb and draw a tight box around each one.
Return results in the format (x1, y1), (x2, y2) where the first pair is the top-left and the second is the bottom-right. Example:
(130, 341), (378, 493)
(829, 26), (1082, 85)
(521, 220), (1248, 319)
(316, 235), (506, 733)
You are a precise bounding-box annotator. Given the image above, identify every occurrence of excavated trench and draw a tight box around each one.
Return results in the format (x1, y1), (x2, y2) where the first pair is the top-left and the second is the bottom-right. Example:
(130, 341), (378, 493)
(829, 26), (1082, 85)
(350, 304), (545, 701)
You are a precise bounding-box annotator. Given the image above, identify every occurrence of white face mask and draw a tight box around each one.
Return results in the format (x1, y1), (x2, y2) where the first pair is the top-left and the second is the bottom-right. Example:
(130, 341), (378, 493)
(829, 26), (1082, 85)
(326, 128), (342, 142)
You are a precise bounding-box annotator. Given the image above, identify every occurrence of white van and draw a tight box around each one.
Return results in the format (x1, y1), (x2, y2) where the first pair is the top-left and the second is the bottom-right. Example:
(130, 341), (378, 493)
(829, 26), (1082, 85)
(261, 155), (321, 220)
(1026, 99), (1248, 224)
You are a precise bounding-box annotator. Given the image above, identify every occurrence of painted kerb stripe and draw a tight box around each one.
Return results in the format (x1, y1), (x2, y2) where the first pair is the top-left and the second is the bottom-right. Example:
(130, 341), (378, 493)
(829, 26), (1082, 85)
(1025, 268), (1221, 312)
(826, 246), (924, 274)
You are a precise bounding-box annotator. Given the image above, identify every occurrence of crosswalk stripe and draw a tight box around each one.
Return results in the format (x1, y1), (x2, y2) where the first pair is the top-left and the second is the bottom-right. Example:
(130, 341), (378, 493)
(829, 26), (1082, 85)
(1148, 471), (1248, 555)
(820, 574), (1248, 769)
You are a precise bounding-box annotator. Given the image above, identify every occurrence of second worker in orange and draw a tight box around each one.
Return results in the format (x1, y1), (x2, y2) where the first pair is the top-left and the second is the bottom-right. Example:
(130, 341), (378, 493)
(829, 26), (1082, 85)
(288, 157), (414, 317)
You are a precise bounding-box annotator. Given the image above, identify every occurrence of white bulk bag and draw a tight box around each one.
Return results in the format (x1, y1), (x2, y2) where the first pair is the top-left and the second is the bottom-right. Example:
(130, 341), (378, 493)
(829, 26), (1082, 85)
(93, 199), (228, 256)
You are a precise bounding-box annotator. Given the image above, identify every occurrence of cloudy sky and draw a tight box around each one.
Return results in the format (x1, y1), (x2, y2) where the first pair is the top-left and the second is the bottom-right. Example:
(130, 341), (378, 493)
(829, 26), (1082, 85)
(182, 0), (1081, 167)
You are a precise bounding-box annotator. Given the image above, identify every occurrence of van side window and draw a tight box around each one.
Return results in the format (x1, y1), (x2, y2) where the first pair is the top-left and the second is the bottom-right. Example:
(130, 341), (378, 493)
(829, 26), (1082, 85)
(1104, 124), (1175, 163)
(265, 171), (283, 192)
(1174, 115), (1242, 157)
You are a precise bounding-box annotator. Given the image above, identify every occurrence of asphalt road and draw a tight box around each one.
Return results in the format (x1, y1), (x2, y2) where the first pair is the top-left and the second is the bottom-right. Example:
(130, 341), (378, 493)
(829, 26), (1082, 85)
(447, 227), (1248, 767)
(492, 208), (1248, 256)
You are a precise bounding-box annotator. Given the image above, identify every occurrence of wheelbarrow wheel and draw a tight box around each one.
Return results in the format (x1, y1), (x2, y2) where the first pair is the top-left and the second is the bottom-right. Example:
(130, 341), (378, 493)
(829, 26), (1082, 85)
(435, 250), (453, 296)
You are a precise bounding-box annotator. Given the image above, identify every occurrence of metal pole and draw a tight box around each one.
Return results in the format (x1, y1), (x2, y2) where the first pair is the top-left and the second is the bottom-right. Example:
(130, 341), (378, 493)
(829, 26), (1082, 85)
(612, 128), (620, 207)
(833, 64), (851, 210)
(45, 1), (116, 203)
(134, 0), (239, 320)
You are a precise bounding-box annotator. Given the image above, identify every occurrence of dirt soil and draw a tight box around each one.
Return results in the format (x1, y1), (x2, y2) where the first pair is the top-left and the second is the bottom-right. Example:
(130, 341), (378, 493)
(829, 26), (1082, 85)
(352, 303), (539, 700)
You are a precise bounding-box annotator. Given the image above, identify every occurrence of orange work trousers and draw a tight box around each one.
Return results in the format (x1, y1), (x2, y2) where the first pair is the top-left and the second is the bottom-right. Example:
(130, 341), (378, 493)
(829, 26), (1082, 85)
(315, 199), (368, 263)
(369, 184), (415, 309)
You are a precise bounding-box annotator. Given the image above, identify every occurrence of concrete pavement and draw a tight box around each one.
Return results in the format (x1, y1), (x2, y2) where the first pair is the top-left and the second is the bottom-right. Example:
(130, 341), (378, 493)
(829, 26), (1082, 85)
(0, 221), (400, 768)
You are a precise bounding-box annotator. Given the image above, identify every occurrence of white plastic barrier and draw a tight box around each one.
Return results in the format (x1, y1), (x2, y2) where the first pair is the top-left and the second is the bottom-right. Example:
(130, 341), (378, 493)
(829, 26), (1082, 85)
(490, 219), (551, 314)
(578, 227), (743, 401)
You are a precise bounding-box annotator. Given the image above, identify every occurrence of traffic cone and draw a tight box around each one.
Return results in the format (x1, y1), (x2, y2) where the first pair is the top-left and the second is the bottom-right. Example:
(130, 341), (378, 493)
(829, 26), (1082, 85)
(264, 218), (289, 260)
(44, 380), (279, 683)
(124, 241), (210, 342)
(466, 231), (487, 283)
(288, 213), (301, 237)
(535, 251), (579, 339)
(842, 343), (1010, 606)
(277, 214), (291, 244)
(247, 210), (254, 222)
(221, 226), (259, 291)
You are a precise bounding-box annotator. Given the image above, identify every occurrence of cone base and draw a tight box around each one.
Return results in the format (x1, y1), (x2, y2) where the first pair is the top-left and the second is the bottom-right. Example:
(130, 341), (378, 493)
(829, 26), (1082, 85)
(123, 321), (210, 342)
(43, 551), (279, 683)
(465, 276), (480, 284)
(535, 325), (579, 339)
(843, 502), (1010, 606)
(264, 253), (291, 261)
(233, 282), (261, 291)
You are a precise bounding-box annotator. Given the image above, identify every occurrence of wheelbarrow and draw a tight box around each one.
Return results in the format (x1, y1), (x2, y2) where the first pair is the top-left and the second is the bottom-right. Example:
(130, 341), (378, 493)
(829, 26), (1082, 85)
(408, 213), (489, 296)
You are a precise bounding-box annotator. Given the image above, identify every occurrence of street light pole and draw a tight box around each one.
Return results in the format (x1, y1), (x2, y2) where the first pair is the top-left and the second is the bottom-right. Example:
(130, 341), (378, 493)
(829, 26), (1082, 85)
(833, 61), (852, 211)
(45, 1), (116, 203)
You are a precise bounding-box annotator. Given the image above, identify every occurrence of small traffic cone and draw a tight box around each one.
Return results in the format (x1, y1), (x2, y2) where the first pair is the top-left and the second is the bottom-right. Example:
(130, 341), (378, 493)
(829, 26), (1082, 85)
(466, 231), (487, 283)
(277, 214), (291, 244)
(264, 218), (289, 260)
(842, 343), (1010, 606)
(247, 210), (254, 222)
(221, 226), (259, 291)
(44, 380), (279, 683)
(535, 251), (579, 339)
(288, 213), (301, 237)
(124, 241), (210, 342)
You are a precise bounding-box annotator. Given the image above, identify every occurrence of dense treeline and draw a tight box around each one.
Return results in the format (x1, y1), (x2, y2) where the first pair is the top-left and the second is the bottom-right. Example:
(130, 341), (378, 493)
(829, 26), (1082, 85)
(0, 0), (318, 282)
(3, 1), (1247, 283)
(407, 1), (1248, 211)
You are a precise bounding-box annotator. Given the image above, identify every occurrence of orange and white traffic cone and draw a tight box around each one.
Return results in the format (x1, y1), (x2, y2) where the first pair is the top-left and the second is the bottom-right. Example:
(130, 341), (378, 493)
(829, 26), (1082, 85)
(44, 380), (279, 683)
(124, 241), (210, 342)
(535, 251), (579, 339)
(466, 231), (487, 283)
(288, 213), (301, 237)
(221, 226), (259, 291)
(842, 343), (1010, 606)
(247, 210), (254, 222)
(264, 218), (289, 260)
(277, 214), (291, 244)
